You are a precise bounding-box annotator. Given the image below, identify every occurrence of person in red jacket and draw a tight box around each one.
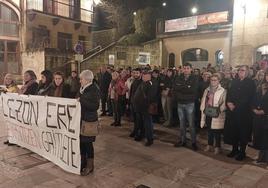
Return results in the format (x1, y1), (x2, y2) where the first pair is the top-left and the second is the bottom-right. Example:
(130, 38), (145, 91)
(109, 70), (128, 126)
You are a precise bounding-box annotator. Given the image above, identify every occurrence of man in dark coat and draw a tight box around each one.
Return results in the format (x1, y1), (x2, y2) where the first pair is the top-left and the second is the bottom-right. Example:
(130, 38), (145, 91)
(224, 65), (256, 161)
(99, 66), (112, 116)
(133, 70), (154, 146)
(151, 70), (161, 123)
(173, 63), (199, 151)
(129, 68), (143, 140)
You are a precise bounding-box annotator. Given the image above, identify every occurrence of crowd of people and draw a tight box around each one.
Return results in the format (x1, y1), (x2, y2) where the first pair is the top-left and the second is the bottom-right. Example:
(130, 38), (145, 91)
(96, 62), (268, 163)
(0, 60), (268, 175)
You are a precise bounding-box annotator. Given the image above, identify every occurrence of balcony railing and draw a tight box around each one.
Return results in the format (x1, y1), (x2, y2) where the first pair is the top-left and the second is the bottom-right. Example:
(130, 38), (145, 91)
(27, 0), (93, 23)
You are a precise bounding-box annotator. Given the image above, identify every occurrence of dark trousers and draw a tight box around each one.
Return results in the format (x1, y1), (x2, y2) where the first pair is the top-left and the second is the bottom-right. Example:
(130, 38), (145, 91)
(206, 117), (222, 147)
(101, 93), (108, 113)
(132, 108), (144, 139)
(107, 97), (113, 115)
(137, 112), (153, 142)
(112, 99), (121, 124)
(80, 142), (94, 169)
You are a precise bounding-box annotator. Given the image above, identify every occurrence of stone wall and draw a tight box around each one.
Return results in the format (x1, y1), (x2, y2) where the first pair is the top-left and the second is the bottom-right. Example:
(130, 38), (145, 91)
(92, 28), (118, 48)
(21, 50), (45, 79)
(231, 0), (268, 66)
(81, 40), (161, 74)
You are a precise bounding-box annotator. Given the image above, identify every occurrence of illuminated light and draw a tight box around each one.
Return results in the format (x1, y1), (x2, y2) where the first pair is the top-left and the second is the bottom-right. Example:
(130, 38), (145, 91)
(236, 0), (260, 16)
(191, 7), (198, 15)
(133, 12), (137, 16)
(162, 2), (167, 7)
(94, 0), (101, 5)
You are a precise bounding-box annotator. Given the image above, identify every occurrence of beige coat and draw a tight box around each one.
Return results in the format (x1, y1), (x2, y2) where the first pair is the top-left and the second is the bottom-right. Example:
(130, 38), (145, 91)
(200, 85), (226, 129)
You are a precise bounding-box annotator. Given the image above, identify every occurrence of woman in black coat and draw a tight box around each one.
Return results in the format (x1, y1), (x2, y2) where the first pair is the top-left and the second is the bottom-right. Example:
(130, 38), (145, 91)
(37, 70), (53, 96)
(79, 70), (100, 176)
(224, 65), (256, 161)
(47, 71), (71, 98)
(252, 75), (268, 164)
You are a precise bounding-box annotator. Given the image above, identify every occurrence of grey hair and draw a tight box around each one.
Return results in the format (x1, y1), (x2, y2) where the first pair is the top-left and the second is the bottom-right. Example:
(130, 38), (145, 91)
(80, 70), (94, 82)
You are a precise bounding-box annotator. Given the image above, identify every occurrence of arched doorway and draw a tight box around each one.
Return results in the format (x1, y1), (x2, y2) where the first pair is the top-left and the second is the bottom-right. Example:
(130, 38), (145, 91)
(181, 48), (209, 69)
(168, 53), (175, 68)
(0, 3), (20, 82)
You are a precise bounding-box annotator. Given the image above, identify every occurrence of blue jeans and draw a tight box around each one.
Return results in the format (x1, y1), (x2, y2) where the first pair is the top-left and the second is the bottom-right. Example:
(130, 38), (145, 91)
(177, 103), (196, 144)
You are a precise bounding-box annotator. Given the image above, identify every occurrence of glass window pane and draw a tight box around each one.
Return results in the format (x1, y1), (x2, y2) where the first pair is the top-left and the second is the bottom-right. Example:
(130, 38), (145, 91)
(7, 42), (17, 52)
(0, 41), (4, 52)
(0, 52), (4, 63)
(1, 5), (11, 21)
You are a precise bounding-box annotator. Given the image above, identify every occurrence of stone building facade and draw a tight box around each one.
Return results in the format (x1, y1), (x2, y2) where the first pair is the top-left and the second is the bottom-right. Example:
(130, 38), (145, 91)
(0, 0), (94, 82)
(231, 0), (268, 66)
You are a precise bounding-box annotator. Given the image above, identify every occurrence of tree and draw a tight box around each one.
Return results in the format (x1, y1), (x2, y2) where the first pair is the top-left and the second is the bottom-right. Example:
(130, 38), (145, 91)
(99, 0), (134, 37)
(134, 7), (160, 39)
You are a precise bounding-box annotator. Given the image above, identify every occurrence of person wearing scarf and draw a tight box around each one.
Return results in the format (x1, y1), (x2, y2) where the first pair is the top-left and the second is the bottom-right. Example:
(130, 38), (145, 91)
(37, 70), (53, 96)
(20, 70), (38, 95)
(200, 73), (226, 155)
(47, 71), (71, 98)
(78, 70), (100, 176)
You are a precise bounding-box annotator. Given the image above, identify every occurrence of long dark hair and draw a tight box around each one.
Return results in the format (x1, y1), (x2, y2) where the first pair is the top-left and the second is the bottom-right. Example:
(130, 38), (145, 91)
(25, 70), (37, 80)
(41, 70), (53, 86)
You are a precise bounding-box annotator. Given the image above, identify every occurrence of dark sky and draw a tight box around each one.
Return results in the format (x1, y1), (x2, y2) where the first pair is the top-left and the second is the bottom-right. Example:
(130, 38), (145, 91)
(129, 0), (234, 19)
(96, 0), (234, 29)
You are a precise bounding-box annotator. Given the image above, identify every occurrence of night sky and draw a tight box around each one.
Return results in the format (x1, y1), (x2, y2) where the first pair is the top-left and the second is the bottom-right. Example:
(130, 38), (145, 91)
(96, 0), (234, 29)
(129, 0), (234, 19)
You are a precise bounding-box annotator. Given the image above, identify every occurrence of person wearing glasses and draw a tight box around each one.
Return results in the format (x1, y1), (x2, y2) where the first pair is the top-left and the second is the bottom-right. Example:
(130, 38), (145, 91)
(224, 65), (256, 161)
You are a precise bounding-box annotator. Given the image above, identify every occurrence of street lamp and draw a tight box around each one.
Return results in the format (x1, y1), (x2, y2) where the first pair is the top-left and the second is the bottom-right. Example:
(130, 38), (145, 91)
(191, 7), (198, 15)
(162, 2), (167, 7)
(133, 12), (137, 16)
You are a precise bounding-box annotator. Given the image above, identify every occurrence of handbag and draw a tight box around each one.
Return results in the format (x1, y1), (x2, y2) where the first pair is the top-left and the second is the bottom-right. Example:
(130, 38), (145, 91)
(81, 120), (100, 137)
(204, 106), (220, 118)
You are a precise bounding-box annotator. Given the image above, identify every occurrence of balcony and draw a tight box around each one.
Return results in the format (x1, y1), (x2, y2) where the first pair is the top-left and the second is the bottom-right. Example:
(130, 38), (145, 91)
(27, 0), (94, 23)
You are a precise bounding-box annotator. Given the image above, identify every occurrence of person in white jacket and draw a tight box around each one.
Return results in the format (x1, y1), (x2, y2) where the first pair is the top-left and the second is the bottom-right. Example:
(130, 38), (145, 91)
(200, 73), (227, 154)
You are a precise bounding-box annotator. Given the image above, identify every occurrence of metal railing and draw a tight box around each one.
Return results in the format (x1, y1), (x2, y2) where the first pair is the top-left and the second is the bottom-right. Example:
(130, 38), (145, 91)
(27, 0), (93, 23)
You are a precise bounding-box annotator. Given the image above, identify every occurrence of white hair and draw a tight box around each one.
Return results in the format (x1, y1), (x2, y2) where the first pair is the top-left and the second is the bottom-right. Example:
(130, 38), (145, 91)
(80, 70), (94, 82)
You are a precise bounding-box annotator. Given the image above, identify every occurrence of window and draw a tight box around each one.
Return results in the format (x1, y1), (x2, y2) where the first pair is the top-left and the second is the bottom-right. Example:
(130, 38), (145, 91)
(182, 48), (208, 64)
(0, 3), (19, 37)
(32, 27), (50, 48)
(168, 53), (175, 68)
(58, 32), (72, 51)
(117, 52), (127, 60)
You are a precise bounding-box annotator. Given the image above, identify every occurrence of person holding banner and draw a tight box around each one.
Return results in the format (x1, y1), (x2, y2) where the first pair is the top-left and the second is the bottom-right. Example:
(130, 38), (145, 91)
(1, 73), (19, 146)
(47, 71), (71, 98)
(0, 73), (19, 93)
(37, 70), (53, 96)
(79, 70), (100, 176)
(20, 70), (39, 95)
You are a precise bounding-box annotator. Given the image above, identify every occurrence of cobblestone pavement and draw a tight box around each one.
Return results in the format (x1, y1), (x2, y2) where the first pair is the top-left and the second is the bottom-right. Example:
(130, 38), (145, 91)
(0, 111), (268, 188)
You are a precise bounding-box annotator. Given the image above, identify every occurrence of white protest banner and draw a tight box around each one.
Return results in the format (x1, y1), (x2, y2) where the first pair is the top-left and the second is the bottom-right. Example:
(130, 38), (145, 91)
(0, 93), (81, 175)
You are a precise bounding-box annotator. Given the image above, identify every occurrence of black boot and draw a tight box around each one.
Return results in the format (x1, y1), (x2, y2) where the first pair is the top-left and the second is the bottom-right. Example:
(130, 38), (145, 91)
(235, 152), (246, 161)
(227, 145), (239, 158)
